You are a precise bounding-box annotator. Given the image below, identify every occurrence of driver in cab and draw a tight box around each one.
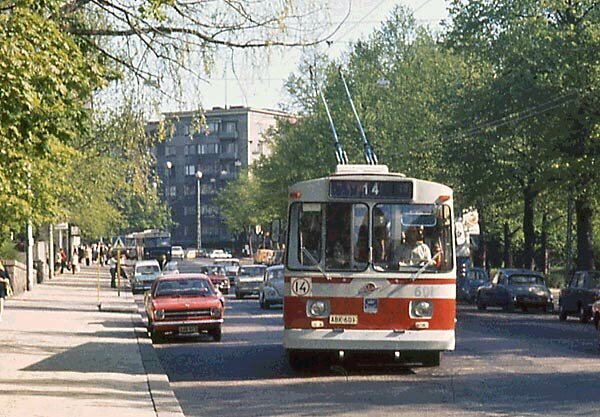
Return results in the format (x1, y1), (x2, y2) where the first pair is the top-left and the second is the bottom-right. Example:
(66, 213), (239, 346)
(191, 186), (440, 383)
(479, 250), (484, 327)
(392, 226), (431, 267)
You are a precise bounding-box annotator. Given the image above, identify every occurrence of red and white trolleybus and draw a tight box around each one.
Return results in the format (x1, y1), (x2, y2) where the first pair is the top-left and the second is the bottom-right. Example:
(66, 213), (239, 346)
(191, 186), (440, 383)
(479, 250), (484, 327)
(283, 164), (456, 368)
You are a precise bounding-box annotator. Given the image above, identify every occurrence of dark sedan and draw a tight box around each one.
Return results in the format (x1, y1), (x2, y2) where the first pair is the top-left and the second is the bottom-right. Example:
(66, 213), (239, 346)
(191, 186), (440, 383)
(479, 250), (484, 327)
(457, 267), (489, 303)
(558, 270), (600, 322)
(476, 269), (554, 313)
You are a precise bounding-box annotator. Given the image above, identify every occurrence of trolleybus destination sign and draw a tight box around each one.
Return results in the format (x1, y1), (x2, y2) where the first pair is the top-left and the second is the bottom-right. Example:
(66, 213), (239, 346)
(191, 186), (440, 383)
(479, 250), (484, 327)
(329, 180), (413, 200)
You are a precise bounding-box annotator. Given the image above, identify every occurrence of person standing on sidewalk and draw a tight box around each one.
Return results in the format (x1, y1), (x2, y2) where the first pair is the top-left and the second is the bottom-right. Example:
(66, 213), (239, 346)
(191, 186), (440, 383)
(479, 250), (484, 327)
(0, 259), (13, 321)
(59, 248), (67, 273)
(71, 248), (79, 274)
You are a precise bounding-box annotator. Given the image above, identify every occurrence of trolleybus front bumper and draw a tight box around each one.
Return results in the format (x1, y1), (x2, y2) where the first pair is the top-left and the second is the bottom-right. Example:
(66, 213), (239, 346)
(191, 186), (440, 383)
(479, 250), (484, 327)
(284, 328), (455, 351)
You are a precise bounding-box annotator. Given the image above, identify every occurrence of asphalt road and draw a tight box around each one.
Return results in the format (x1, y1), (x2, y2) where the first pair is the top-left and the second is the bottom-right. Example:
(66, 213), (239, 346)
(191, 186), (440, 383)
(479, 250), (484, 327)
(140, 259), (600, 417)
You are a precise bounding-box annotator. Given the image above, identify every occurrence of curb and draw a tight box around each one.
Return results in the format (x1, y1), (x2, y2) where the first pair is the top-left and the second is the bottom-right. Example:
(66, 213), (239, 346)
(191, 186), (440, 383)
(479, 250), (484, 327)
(127, 296), (186, 417)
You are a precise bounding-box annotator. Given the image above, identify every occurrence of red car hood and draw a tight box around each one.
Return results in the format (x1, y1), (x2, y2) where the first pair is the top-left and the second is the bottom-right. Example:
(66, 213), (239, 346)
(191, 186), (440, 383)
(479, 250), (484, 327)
(152, 295), (221, 310)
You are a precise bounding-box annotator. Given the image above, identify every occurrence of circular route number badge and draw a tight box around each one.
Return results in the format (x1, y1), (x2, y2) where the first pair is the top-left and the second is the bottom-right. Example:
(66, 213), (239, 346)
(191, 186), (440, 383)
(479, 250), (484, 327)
(291, 278), (312, 296)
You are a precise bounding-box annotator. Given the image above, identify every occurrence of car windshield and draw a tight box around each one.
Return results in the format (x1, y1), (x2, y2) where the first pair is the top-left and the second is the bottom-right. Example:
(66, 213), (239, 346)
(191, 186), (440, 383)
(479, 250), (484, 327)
(155, 278), (215, 297)
(508, 275), (545, 285)
(164, 262), (178, 269)
(467, 269), (487, 281)
(240, 266), (266, 276)
(266, 268), (284, 282)
(202, 266), (225, 275)
(137, 265), (159, 275)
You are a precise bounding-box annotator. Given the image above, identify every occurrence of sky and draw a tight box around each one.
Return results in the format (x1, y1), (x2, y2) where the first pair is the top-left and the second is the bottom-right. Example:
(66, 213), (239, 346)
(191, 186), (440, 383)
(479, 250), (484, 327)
(120, 0), (450, 117)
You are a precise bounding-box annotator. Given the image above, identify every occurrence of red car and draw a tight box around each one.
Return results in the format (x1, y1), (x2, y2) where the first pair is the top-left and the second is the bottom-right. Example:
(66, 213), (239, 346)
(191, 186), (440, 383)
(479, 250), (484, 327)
(200, 265), (231, 294)
(145, 274), (225, 343)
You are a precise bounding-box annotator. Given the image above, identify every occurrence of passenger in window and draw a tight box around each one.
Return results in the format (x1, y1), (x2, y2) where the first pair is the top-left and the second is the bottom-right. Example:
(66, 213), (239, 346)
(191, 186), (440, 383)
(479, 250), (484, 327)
(372, 208), (389, 263)
(392, 226), (431, 267)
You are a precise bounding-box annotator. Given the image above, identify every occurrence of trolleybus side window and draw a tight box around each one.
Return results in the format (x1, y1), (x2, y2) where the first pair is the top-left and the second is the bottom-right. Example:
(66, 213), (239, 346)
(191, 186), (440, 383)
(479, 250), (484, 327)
(373, 203), (453, 273)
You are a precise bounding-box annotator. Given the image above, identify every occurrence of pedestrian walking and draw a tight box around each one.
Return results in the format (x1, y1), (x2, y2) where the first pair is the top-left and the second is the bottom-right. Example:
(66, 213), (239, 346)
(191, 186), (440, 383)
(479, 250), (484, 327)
(0, 259), (13, 321)
(71, 249), (79, 274)
(60, 248), (67, 273)
(84, 245), (92, 267)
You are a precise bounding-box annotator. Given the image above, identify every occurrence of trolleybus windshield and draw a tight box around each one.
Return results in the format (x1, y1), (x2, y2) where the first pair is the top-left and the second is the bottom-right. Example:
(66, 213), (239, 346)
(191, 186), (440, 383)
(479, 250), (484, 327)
(287, 202), (453, 273)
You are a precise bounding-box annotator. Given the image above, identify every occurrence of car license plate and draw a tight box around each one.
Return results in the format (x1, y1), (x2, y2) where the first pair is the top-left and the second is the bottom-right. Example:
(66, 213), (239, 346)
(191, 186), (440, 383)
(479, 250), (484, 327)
(178, 325), (198, 334)
(329, 315), (358, 325)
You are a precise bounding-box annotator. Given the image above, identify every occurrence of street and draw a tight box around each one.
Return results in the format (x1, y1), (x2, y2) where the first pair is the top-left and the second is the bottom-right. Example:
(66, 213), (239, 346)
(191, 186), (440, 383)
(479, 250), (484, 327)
(137, 259), (600, 417)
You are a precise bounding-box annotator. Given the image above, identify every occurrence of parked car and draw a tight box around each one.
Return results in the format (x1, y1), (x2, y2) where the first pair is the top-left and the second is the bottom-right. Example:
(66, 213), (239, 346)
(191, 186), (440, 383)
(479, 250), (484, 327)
(234, 264), (267, 299)
(208, 249), (232, 259)
(476, 268), (554, 312)
(259, 265), (284, 309)
(197, 248), (208, 258)
(171, 246), (185, 259)
(145, 274), (225, 343)
(131, 259), (162, 293)
(457, 267), (489, 303)
(213, 258), (241, 285)
(592, 300), (600, 349)
(558, 270), (600, 322)
(199, 265), (230, 294)
(185, 248), (198, 259)
(162, 261), (179, 275)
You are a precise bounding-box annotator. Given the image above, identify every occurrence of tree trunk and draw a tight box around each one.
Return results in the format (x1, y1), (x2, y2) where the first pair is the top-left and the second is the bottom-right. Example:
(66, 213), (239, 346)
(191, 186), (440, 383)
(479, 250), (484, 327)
(246, 225), (254, 258)
(475, 207), (487, 270)
(575, 193), (595, 271)
(522, 186), (536, 270)
(503, 222), (513, 268)
(541, 212), (549, 275)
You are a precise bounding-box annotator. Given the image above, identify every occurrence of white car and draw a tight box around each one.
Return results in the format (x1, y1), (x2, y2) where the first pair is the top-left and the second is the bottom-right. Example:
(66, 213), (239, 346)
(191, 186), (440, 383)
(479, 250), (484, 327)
(132, 259), (162, 293)
(171, 246), (184, 259)
(209, 249), (232, 259)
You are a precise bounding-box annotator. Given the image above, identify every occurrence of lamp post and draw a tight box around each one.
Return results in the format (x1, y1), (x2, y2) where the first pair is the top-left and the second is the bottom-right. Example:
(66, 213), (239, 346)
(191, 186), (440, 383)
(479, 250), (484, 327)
(195, 171), (203, 250)
(165, 161), (172, 201)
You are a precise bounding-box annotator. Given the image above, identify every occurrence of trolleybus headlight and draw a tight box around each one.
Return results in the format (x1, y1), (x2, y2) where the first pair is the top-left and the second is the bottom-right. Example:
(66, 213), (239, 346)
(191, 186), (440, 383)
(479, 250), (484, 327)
(155, 309), (165, 320)
(307, 300), (330, 318)
(410, 300), (433, 318)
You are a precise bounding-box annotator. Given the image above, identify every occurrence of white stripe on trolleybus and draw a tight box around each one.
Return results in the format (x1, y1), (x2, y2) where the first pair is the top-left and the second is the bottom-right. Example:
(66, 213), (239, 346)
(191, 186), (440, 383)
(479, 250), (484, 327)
(285, 281), (456, 299)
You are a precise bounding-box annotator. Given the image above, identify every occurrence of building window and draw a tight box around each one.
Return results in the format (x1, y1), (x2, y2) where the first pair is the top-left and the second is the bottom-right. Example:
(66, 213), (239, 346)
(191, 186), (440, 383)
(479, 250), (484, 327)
(199, 143), (219, 154)
(184, 144), (196, 155)
(224, 121), (237, 133)
(184, 184), (195, 196)
(183, 226), (190, 237)
(185, 165), (196, 176)
(183, 206), (195, 216)
(206, 120), (220, 134)
(165, 145), (176, 156)
(222, 142), (237, 154)
(168, 185), (176, 197)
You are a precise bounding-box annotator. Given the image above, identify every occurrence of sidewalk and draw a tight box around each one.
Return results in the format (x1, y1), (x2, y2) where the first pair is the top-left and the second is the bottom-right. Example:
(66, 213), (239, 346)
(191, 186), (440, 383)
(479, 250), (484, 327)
(0, 264), (184, 417)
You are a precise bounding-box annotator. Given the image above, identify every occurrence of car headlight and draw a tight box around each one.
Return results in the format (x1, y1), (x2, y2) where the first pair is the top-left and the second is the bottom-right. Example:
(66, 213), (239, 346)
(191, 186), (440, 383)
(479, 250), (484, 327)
(211, 307), (222, 318)
(306, 300), (330, 318)
(155, 309), (165, 320)
(410, 300), (433, 318)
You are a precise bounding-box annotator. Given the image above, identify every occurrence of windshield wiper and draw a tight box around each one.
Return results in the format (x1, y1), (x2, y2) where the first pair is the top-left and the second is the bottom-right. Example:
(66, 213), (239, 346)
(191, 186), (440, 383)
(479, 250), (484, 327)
(409, 252), (442, 282)
(301, 247), (330, 280)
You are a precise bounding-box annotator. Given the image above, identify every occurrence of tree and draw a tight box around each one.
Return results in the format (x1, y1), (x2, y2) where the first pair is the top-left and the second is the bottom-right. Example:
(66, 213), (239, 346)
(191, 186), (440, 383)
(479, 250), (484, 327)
(444, 0), (600, 270)
(0, 2), (105, 235)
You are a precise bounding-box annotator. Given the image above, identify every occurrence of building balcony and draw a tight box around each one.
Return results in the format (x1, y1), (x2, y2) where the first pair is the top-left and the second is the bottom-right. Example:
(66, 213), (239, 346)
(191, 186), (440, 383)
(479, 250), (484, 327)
(218, 130), (239, 139)
(219, 152), (238, 160)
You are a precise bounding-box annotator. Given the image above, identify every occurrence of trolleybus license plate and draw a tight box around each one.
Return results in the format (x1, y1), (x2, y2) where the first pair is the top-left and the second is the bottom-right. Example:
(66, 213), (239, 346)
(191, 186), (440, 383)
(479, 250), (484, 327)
(329, 315), (358, 325)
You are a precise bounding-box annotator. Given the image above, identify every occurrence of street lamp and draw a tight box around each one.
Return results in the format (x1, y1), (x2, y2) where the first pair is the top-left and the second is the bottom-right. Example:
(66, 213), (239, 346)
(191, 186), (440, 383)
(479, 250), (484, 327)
(195, 170), (203, 250)
(165, 161), (172, 200)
